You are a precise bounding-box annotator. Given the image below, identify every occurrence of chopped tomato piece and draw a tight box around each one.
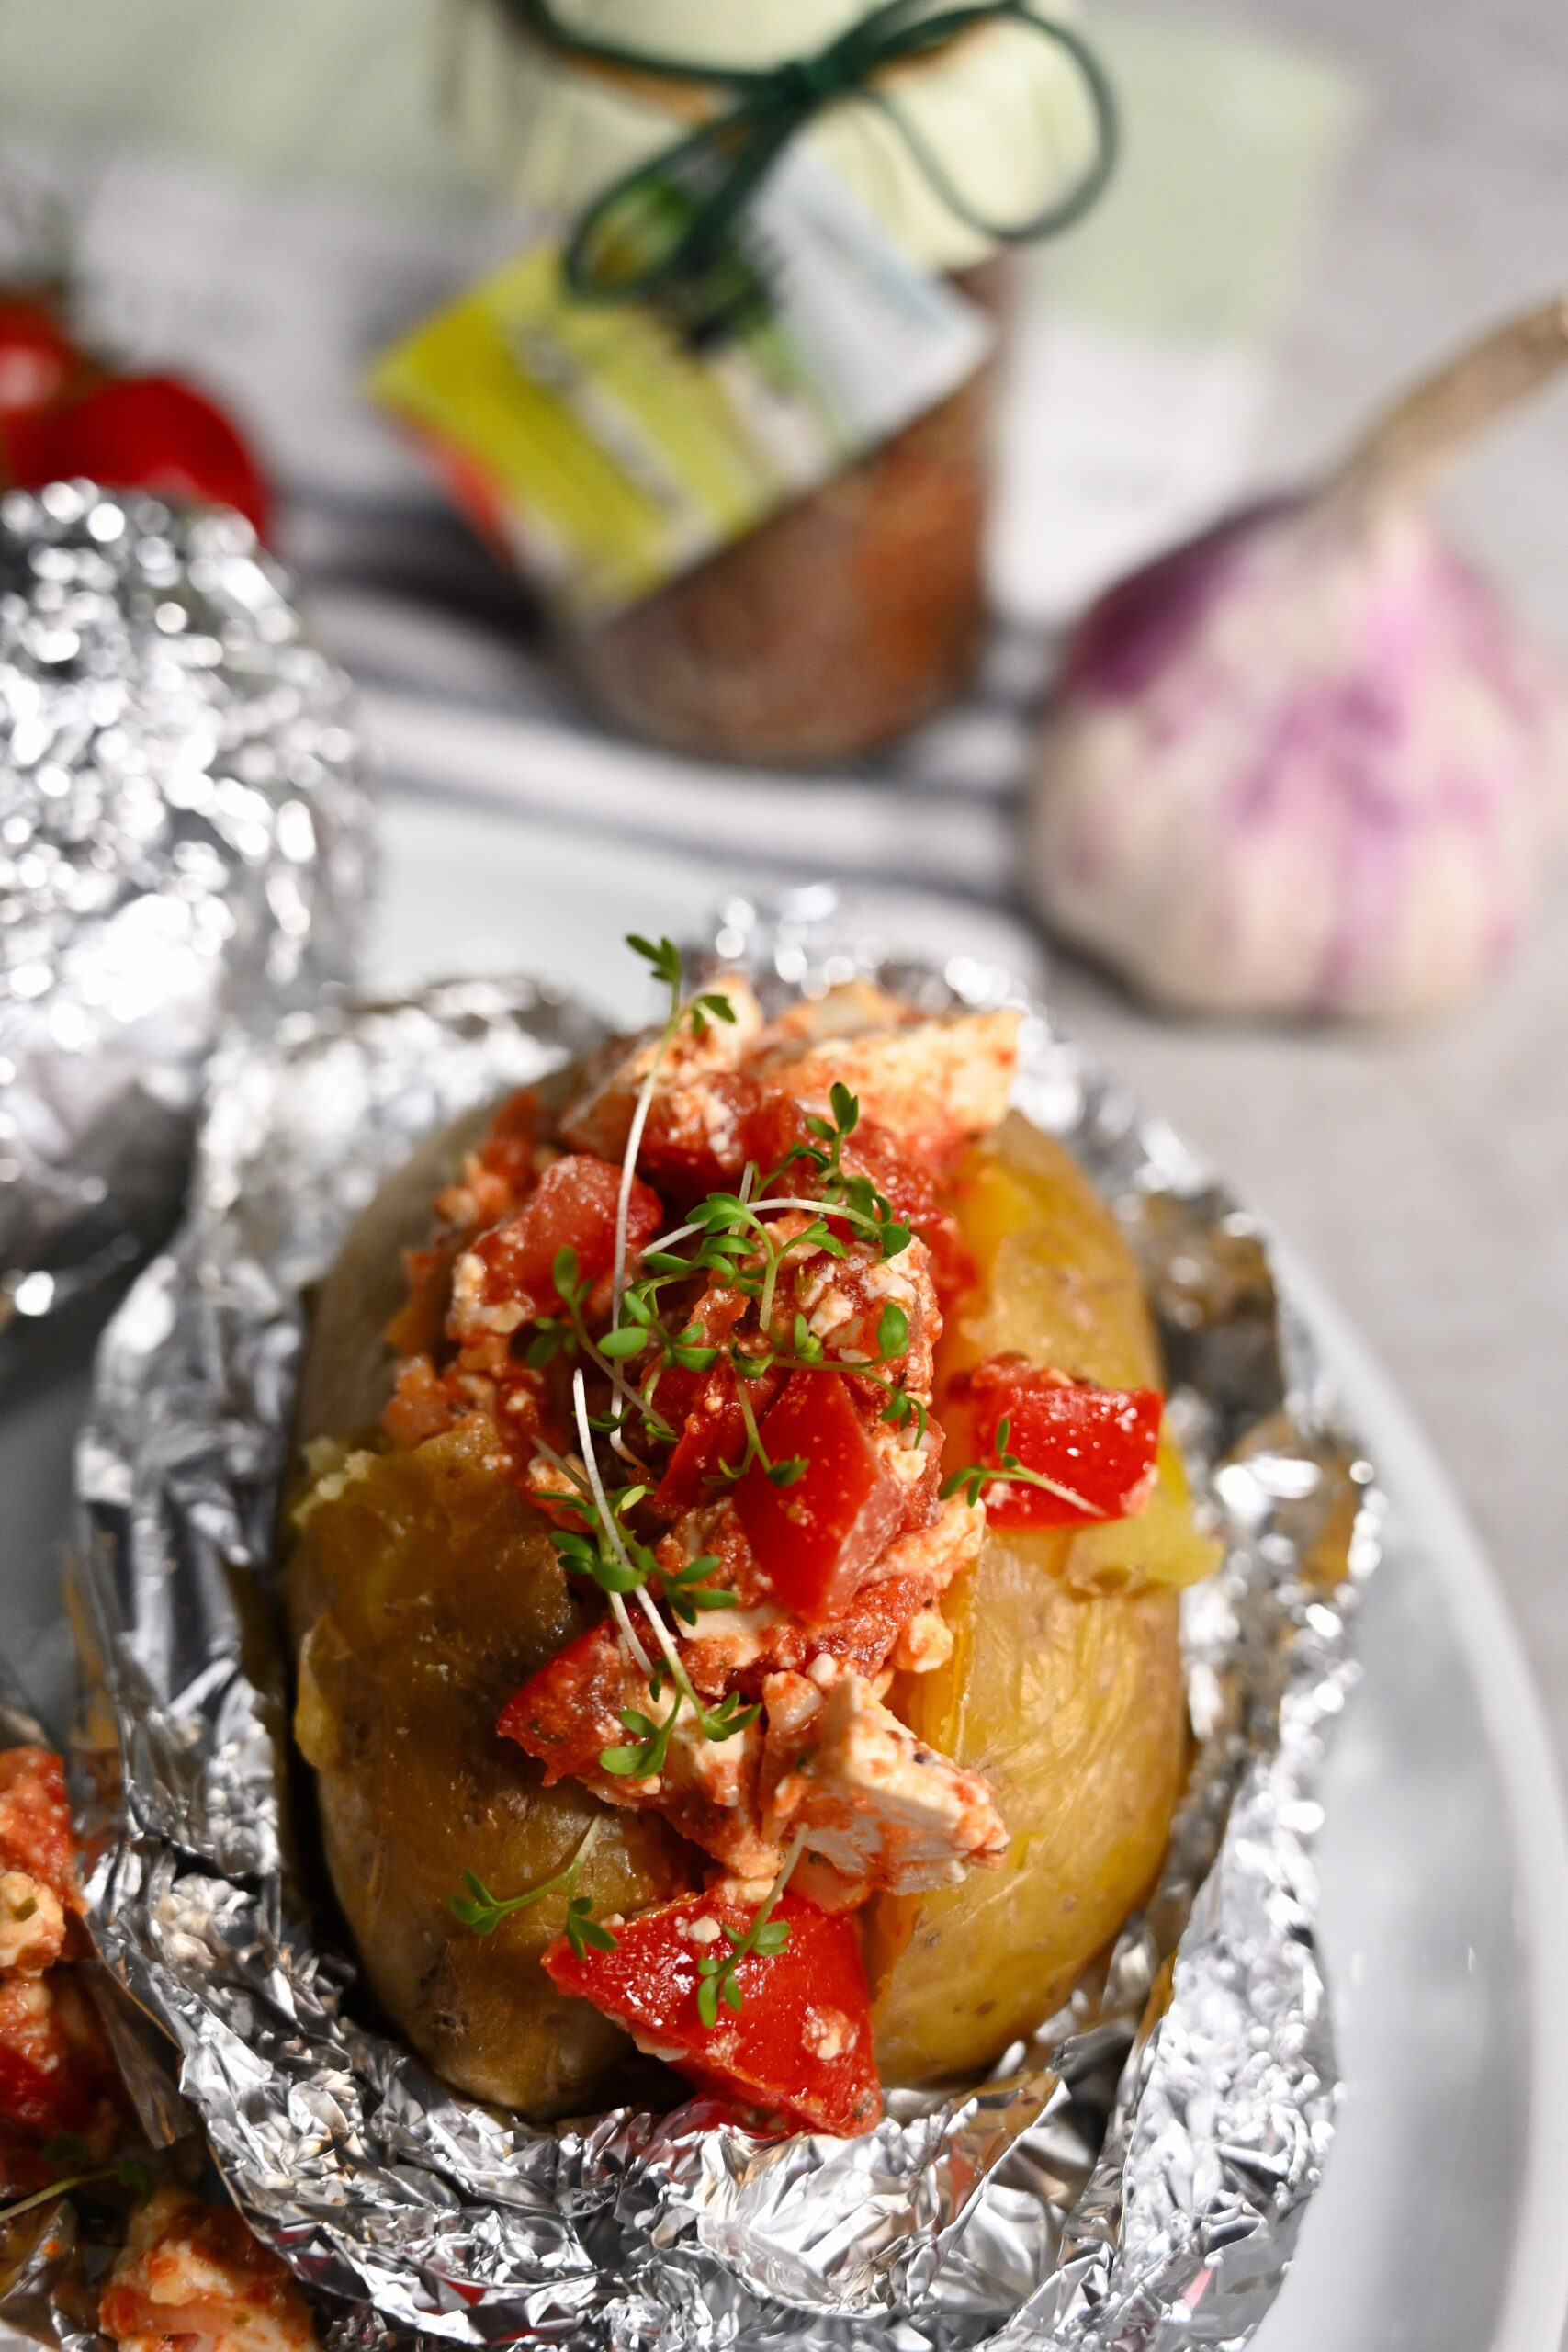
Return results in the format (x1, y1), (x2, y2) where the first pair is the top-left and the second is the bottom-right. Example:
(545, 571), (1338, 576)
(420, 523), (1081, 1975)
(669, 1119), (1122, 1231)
(501, 1626), (775, 1874)
(735, 1374), (904, 1626)
(0, 2037), (73, 2134)
(470, 1154), (660, 1324)
(7, 373), (273, 541)
(542, 1891), (881, 2136)
(847, 1119), (975, 1306)
(0, 1975), (113, 2138)
(475, 1087), (543, 1193)
(649, 1284), (757, 1514)
(638, 1071), (765, 1204)
(497, 1623), (629, 1784)
(968, 1358), (1163, 1528)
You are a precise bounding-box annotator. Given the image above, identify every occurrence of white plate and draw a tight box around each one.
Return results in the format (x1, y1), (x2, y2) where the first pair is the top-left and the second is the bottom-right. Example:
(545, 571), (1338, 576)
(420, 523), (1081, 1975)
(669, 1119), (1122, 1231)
(5, 794), (1565, 2352)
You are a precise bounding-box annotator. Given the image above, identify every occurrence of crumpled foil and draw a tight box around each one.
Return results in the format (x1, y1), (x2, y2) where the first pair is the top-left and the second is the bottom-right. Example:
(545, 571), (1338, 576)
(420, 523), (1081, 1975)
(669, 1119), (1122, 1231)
(0, 480), (371, 1338)
(46, 892), (1377, 2352)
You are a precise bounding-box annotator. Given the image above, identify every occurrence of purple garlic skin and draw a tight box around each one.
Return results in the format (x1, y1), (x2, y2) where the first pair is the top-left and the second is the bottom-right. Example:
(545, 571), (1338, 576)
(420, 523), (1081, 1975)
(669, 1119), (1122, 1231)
(1027, 494), (1568, 1019)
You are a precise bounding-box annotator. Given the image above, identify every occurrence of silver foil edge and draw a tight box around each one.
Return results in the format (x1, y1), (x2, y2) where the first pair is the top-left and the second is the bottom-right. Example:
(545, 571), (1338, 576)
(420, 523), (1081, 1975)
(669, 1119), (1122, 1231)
(33, 888), (1375, 2352)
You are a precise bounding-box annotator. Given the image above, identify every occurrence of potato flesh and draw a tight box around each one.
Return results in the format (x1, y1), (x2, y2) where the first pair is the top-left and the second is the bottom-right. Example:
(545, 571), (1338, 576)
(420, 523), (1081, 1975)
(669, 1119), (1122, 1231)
(868, 1115), (1192, 2084)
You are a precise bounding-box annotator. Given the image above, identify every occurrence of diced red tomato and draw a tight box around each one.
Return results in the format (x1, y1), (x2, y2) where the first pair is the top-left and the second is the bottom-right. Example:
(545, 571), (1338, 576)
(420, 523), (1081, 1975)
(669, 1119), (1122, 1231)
(735, 1374), (904, 1625)
(542, 1891), (882, 2136)
(649, 1284), (772, 1515)
(6, 372), (272, 540)
(847, 1119), (975, 1306)
(0, 299), (77, 425)
(0, 1975), (111, 2139)
(0, 2036), (80, 2135)
(639, 1071), (764, 1204)
(497, 1622), (631, 1784)
(470, 1154), (660, 1325)
(968, 1357), (1162, 1529)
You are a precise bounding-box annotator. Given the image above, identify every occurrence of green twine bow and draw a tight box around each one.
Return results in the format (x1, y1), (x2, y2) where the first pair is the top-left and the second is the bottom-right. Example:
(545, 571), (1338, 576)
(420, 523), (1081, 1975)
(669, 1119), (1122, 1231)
(502, 0), (1118, 304)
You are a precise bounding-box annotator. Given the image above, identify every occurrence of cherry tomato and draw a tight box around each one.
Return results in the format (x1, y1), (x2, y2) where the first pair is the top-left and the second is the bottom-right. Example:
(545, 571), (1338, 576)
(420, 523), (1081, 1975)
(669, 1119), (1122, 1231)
(543, 1889), (882, 2135)
(735, 1372), (904, 1625)
(967, 1357), (1163, 1529)
(0, 299), (76, 425)
(471, 1153), (660, 1325)
(6, 373), (272, 540)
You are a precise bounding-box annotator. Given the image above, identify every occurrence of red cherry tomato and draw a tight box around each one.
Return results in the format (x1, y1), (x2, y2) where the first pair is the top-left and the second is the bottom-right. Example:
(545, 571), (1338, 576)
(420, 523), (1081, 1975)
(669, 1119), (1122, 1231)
(734, 1371), (904, 1625)
(0, 299), (76, 425)
(543, 1889), (882, 2136)
(966, 1357), (1163, 1529)
(6, 372), (272, 540)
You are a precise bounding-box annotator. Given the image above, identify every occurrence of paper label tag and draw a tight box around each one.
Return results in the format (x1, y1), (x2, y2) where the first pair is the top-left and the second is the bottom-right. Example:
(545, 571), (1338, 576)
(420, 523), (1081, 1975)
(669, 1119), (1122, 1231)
(368, 148), (993, 620)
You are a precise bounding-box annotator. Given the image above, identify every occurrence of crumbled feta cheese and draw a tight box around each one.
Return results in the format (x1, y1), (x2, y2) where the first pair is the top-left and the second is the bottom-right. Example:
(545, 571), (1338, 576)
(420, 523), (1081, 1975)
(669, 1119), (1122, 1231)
(802, 2006), (852, 2062)
(761, 1671), (1005, 1897)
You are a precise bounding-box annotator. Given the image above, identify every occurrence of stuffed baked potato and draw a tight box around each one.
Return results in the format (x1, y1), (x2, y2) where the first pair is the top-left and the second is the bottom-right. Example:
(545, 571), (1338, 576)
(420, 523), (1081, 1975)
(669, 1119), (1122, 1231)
(285, 949), (1215, 2130)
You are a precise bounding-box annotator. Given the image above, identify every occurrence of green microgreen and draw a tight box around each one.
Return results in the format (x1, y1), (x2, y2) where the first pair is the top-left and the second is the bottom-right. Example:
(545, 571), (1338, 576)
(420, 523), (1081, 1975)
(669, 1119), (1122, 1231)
(940, 1415), (1100, 1516)
(599, 1700), (679, 1780)
(660, 1553), (739, 1625)
(563, 1894), (618, 1962)
(614, 937), (740, 1322)
(0, 2154), (153, 2227)
(446, 1815), (620, 1966)
(694, 1828), (805, 2029)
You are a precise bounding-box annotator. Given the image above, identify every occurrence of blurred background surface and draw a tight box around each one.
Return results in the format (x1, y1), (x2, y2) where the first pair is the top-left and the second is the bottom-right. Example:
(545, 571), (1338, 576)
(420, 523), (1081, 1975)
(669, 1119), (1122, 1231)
(2, 0), (1565, 1781)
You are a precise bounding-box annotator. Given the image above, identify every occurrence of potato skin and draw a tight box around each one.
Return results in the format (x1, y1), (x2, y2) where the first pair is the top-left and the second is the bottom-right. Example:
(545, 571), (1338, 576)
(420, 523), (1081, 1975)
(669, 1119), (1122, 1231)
(868, 1114), (1190, 2083)
(286, 1109), (693, 2121)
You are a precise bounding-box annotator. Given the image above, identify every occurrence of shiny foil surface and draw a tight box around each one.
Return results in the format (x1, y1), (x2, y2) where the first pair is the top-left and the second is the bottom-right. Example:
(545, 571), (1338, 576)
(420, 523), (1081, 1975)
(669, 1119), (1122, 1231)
(0, 481), (371, 1339)
(49, 893), (1377, 2351)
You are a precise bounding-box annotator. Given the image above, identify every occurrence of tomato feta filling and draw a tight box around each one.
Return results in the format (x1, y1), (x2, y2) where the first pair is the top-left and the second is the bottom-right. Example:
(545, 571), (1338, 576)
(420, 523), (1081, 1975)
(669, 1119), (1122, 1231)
(541, 1890), (881, 2137)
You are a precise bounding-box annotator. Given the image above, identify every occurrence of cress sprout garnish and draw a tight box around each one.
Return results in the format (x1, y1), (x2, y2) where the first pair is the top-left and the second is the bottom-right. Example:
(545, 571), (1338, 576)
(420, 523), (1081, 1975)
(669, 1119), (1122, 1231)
(448, 1819), (619, 1962)
(940, 1415), (1100, 1517)
(694, 1829), (807, 2028)
(0, 2150), (153, 2227)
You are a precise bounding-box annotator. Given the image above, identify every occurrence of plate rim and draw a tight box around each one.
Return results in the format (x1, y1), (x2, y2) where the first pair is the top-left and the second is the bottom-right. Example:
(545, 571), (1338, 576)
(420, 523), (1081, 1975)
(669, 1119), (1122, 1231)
(1282, 1254), (1568, 2352)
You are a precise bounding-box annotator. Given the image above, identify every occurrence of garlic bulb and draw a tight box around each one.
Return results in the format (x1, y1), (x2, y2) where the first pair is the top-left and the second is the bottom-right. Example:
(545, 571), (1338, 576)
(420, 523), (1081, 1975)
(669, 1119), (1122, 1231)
(1027, 297), (1568, 1020)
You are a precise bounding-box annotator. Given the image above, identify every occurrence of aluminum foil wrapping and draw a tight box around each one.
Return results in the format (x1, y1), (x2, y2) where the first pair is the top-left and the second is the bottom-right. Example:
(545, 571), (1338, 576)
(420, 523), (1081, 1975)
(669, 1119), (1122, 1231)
(0, 480), (371, 1337)
(50, 893), (1377, 2352)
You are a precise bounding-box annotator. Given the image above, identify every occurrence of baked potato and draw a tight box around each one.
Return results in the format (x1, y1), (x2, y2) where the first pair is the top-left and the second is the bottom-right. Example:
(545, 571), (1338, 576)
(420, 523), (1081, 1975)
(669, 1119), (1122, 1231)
(284, 977), (1214, 2126)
